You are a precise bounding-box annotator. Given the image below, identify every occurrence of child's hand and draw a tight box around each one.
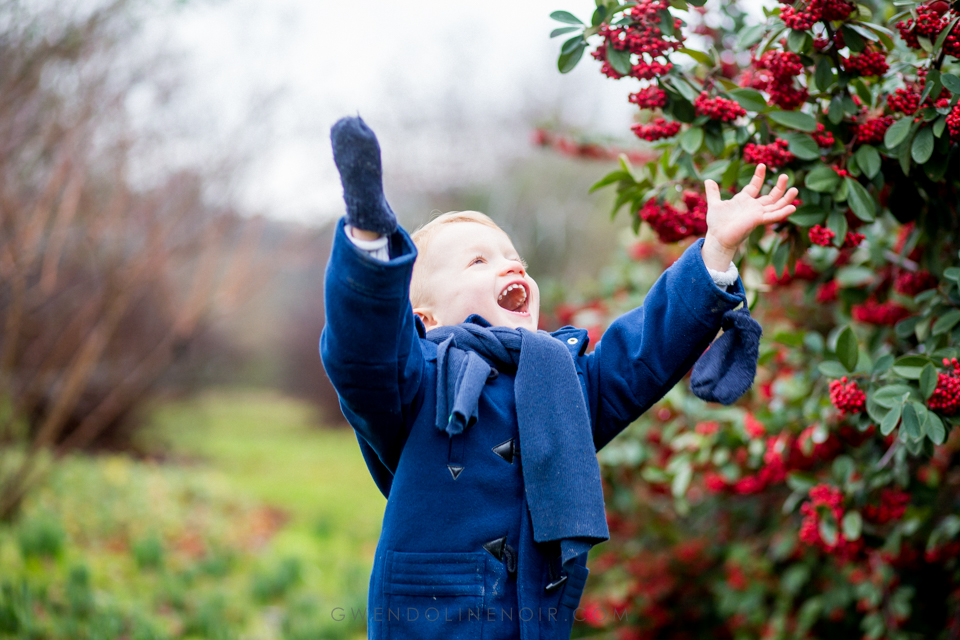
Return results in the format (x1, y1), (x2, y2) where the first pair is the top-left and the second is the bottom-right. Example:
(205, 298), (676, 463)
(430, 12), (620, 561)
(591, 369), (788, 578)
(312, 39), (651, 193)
(703, 164), (798, 256)
(331, 116), (398, 236)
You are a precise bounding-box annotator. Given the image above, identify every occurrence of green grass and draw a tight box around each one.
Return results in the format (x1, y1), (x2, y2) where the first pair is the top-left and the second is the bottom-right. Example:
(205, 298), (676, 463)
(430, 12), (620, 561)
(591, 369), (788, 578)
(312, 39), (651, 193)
(0, 388), (384, 640)
(141, 389), (386, 574)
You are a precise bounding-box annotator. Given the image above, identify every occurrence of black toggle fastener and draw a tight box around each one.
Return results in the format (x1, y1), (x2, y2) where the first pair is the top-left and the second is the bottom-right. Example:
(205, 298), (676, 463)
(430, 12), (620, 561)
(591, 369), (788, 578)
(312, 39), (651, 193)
(483, 536), (517, 576)
(545, 575), (567, 592)
(491, 438), (518, 464)
(447, 464), (464, 480)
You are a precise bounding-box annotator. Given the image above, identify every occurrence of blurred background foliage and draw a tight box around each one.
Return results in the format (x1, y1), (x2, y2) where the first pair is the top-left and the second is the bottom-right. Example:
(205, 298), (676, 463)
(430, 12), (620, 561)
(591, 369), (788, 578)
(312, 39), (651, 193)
(0, 0), (650, 638)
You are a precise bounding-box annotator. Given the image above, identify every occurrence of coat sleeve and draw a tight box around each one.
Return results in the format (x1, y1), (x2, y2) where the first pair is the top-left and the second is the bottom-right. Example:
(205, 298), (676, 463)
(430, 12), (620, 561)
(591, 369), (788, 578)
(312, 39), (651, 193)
(319, 216), (425, 481)
(586, 237), (748, 451)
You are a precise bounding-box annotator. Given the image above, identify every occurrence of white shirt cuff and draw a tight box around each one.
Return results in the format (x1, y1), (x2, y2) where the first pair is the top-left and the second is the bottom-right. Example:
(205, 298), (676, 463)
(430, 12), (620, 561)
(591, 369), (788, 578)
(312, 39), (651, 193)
(707, 261), (739, 289)
(345, 224), (390, 261)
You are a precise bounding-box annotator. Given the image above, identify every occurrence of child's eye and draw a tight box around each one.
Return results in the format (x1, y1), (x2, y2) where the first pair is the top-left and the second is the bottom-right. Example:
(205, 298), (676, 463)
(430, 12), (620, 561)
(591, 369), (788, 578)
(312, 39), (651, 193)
(470, 254), (485, 266)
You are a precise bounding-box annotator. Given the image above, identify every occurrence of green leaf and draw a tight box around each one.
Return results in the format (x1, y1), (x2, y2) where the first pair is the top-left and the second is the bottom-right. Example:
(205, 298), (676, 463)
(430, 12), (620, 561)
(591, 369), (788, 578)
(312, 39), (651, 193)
(768, 110), (818, 132)
(855, 145), (881, 179)
(842, 24), (866, 52)
(679, 47), (714, 65)
(829, 96), (844, 125)
(819, 513), (838, 546)
(558, 37), (586, 73)
(819, 360), (850, 378)
(902, 402), (922, 440)
(934, 115), (948, 138)
(788, 204), (828, 227)
(550, 26), (580, 38)
(782, 132), (820, 160)
(880, 403), (902, 436)
(836, 326), (859, 372)
(933, 309), (960, 335)
(671, 459), (692, 497)
(814, 57), (835, 91)
(729, 88), (768, 113)
(606, 44), (633, 75)
(873, 354), (895, 375)
(942, 73), (960, 94)
(845, 178), (876, 222)
(928, 412), (946, 445)
(842, 511), (863, 540)
(920, 363), (940, 399)
(550, 10), (584, 25)
(836, 266), (875, 288)
(589, 170), (632, 193)
(658, 8), (675, 37)
(884, 117), (913, 149)
(805, 165), (841, 192)
(787, 28), (811, 54)
(911, 126), (934, 164)
(933, 15), (960, 52)
(681, 126), (704, 154)
(738, 24), (765, 49)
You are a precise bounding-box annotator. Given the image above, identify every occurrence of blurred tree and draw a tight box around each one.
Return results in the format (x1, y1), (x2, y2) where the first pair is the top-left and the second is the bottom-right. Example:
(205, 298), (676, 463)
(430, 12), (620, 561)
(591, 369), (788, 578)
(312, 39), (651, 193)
(0, 0), (271, 518)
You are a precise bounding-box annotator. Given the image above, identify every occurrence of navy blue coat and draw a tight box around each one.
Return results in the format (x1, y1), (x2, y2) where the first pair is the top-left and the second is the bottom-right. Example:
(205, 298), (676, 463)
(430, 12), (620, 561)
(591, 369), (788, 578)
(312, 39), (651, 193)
(320, 217), (747, 640)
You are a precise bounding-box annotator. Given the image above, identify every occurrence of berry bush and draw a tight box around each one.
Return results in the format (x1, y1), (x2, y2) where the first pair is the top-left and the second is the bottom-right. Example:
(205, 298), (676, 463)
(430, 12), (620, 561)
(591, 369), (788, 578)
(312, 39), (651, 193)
(548, 0), (960, 638)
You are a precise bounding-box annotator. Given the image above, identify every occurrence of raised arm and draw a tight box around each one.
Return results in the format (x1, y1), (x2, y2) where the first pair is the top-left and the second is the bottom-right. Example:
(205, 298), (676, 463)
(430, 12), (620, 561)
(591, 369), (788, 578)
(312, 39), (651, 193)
(318, 117), (425, 496)
(588, 164), (798, 450)
(587, 237), (747, 450)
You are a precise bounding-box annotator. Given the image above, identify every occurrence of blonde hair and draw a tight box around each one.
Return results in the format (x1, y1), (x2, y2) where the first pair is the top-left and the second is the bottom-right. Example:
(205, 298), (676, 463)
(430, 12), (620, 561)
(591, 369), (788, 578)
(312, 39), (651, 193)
(410, 210), (502, 309)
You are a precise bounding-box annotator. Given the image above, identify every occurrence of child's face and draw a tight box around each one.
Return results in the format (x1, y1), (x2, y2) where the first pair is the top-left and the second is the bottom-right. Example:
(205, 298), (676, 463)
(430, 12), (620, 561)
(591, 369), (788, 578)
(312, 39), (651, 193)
(414, 222), (540, 331)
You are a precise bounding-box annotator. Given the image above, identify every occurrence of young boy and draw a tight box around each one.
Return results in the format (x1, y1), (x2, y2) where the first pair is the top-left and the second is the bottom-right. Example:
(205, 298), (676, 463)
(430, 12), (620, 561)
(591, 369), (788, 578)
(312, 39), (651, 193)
(320, 117), (797, 640)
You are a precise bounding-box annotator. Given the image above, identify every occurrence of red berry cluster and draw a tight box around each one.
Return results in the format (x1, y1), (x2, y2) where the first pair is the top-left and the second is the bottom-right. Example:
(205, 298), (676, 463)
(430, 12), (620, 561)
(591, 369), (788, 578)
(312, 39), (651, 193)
(693, 91), (746, 121)
(638, 191), (707, 243)
(897, 4), (960, 58)
(852, 116), (895, 146)
(799, 484), (861, 558)
(532, 129), (655, 163)
(743, 139), (794, 169)
(829, 376), (866, 416)
(593, 0), (685, 80)
(809, 224), (836, 246)
(757, 50), (803, 77)
(948, 103), (960, 142)
(816, 280), (839, 303)
(631, 117), (681, 141)
(841, 231), (865, 249)
(752, 50), (809, 110)
(629, 85), (668, 109)
(764, 259), (818, 285)
(927, 358), (960, 416)
(851, 298), (912, 325)
(841, 50), (889, 77)
(893, 269), (938, 296)
(863, 488), (910, 525)
(812, 123), (835, 148)
(887, 87), (921, 115)
(782, 0), (855, 30)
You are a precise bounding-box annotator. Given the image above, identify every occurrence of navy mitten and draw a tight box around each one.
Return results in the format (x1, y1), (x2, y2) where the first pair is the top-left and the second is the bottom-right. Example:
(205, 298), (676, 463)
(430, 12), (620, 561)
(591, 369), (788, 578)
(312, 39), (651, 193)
(330, 116), (398, 236)
(689, 305), (762, 405)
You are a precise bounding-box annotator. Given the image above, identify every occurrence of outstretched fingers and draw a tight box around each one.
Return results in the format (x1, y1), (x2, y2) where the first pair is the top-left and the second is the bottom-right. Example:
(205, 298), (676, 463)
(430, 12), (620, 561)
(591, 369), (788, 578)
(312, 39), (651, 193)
(704, 179), (722, 207)
(762, 203), (797, 224)
(742, 163), (767, 198)
(765, 186), (799, 212)
(759, 174), (790, 204)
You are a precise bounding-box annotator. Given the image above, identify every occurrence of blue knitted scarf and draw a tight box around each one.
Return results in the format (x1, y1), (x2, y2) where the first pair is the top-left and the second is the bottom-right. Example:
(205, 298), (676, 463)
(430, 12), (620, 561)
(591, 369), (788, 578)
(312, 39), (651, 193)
(425, 315), (609, 567)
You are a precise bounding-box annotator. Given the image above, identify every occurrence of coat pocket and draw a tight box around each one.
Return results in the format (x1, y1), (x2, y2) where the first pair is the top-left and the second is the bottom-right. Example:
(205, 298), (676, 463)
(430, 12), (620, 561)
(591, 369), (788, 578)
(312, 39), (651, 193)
(382, 550), (486, 640)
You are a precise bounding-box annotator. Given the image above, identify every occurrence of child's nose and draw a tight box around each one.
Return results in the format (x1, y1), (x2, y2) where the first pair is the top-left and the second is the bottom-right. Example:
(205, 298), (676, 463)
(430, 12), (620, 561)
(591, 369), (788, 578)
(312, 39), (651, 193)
(500, 259), (525, 277)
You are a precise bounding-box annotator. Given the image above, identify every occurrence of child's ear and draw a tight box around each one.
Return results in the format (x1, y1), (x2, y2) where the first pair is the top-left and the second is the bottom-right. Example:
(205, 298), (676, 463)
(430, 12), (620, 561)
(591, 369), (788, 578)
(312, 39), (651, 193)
(413, 308), (439, 330)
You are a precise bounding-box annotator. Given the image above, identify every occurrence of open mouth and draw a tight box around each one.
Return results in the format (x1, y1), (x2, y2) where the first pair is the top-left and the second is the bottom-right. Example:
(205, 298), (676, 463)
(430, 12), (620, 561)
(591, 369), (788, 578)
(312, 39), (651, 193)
(497, 282), (530, 315)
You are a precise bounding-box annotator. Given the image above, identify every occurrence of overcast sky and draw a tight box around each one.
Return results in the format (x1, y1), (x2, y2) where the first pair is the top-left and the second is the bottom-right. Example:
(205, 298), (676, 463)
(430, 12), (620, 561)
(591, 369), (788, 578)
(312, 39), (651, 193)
(146, 0), (641, 225)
